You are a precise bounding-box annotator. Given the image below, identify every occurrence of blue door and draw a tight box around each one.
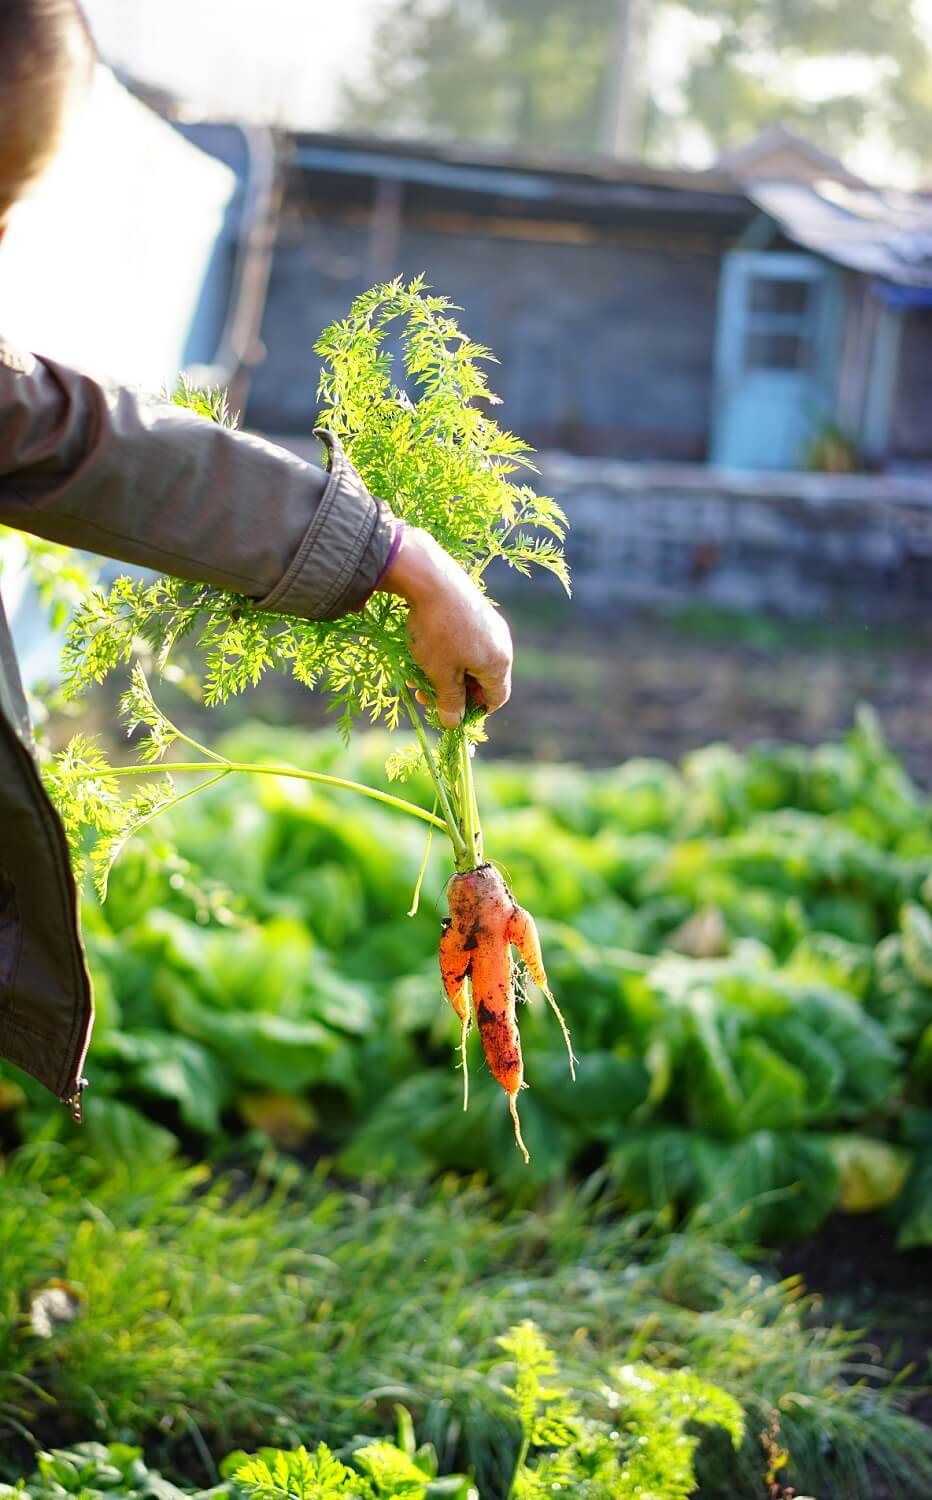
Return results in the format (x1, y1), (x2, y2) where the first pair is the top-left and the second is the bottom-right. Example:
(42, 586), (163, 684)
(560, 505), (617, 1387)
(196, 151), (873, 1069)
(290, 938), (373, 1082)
(712, 251), (841, 470)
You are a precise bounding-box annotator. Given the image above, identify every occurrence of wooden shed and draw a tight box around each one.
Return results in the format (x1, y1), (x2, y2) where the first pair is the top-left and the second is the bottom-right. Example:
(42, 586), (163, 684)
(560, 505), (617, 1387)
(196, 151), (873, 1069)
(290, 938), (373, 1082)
(246, 126), (932, 476)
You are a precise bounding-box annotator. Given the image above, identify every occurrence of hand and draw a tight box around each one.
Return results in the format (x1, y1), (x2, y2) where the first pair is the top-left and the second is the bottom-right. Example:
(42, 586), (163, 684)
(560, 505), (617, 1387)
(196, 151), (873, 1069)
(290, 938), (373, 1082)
(378, 527), (513, 728)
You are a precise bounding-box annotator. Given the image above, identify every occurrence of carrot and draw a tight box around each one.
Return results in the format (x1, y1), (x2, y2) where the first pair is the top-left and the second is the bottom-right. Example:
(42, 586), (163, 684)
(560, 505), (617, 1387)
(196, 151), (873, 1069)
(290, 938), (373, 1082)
(439, 917), (472, 1108)
(439, 862), (575, 1162)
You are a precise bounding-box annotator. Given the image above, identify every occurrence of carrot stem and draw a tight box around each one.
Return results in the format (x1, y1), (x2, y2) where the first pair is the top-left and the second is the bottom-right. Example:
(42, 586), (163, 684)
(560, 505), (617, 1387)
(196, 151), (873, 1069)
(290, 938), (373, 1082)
(399, 682), (469, 867)
(457, 732), (482, 867)
(69, 760), (449, 833)
(98, 766), (232, 896)
(407, 803), (436, 916)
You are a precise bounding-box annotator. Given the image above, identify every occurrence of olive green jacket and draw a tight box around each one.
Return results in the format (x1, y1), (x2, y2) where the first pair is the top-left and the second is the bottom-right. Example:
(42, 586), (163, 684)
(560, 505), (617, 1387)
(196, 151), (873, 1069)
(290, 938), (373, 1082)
(0, 336), (396, 1114)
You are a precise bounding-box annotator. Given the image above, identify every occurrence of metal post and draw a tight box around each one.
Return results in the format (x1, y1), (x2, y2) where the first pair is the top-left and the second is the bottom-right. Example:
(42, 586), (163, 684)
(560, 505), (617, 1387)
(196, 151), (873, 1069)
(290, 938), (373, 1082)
(367, 175), (404, 283)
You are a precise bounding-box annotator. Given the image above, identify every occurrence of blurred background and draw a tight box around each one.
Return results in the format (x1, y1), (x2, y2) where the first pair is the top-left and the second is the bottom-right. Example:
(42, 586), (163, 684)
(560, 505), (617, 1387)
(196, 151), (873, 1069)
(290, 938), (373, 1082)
(7, 0), (932, 773)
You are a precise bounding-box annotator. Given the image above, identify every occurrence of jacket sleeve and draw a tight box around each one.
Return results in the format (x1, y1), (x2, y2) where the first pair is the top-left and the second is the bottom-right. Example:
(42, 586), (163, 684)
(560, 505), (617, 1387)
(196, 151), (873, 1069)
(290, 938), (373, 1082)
(0, 338), (398, 621)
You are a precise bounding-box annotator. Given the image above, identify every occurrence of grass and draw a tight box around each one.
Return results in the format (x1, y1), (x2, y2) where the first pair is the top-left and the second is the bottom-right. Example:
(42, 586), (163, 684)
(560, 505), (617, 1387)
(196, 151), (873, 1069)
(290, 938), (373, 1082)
(1, 1144), (930, 1500)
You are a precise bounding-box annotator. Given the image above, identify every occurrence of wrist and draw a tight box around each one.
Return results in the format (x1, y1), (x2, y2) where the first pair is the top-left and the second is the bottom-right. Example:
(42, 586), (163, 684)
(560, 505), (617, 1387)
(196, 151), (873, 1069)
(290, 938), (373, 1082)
(378, 526), (446, 604)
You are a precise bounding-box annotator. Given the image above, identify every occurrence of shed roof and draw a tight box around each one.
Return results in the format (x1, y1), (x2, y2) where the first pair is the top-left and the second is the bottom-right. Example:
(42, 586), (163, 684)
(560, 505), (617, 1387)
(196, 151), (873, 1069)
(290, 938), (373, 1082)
(292, 128), (932, 291)
(748, 179), (932, 289)
(715, 125), (869, 190)
(289, 129), (750, 233)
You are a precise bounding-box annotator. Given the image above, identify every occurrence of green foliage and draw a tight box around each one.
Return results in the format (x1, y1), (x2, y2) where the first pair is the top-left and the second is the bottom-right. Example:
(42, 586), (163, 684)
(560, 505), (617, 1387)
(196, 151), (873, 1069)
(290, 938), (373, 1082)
(1, 1433), (473, 1500)
(491, 1321), (742, 1500)
(13, 710), (932, 1244)
(1, 1148), (929, 1500)
(43, 727), (177, 899)
(507, 1361), (743, 1500)
(60, 281), (566, 722)
(230, 1435), (472, 1500)
(171, 375), (239, 429)
(341, 0), (930, 177)
(314, 280), (568, 593)
(342, 0), (616, 155)
(495, 1321), (578, 1456)
(0, 1442), (198, 1500)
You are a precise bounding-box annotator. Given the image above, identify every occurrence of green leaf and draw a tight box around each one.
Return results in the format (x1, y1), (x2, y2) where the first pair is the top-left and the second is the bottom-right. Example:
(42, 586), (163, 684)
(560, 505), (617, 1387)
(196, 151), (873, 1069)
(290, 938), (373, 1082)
(734, 1036), (809, 1132)
(353, 1439), (430, 1495)
(901, 901), (932, 986)
(827, 1135), (913, 1213)
(163, 985), (352, 1095)
(80, 1096), (178, 1165)
(896, 1149), (932, 1248)
(103, 1031), (230, 1135)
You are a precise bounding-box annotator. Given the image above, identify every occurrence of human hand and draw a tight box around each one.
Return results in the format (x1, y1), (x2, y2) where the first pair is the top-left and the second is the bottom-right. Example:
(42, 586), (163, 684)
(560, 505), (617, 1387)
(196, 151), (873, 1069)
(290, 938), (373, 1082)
(378, 526), (513, 728)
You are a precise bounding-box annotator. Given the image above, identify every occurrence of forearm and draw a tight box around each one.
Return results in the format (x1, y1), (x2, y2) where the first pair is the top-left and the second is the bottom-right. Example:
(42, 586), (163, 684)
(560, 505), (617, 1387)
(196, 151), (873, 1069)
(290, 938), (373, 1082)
(0, 340), (395, 620)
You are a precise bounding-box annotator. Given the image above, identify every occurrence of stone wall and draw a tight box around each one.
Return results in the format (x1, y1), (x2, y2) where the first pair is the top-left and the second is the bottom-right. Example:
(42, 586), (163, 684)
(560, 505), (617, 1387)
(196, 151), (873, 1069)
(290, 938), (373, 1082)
(531, 454), (932, 618)
(264, 433), (932, 620)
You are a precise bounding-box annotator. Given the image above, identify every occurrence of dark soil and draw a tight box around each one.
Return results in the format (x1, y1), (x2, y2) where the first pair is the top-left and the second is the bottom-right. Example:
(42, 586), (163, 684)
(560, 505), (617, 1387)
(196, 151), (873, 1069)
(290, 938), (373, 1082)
(776, 1213), (932, 1424)
(491, 600), (932, 783)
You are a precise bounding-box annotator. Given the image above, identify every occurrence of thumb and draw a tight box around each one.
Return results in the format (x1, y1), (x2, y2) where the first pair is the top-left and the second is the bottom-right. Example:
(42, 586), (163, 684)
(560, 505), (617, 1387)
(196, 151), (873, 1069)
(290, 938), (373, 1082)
(432, 670), (465, 729)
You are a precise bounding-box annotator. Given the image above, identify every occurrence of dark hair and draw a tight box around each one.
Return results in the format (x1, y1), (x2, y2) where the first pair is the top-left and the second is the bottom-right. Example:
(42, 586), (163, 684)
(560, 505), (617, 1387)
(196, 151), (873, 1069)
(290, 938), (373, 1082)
(0, 1), (95, 217)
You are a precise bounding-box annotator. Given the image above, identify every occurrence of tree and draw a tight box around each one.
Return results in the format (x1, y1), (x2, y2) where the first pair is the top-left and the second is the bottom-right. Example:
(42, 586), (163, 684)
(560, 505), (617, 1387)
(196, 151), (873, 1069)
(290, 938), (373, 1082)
(340, 0), (617, 155)
(340, 0), (932, 180)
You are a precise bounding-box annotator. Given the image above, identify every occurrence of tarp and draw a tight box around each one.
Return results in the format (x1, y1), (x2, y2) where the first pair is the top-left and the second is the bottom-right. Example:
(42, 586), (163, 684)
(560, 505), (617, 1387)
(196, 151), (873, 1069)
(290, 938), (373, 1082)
(749, 179), (932, 289)
(0, 68), (243, 688)
(0, 66), (239, 390)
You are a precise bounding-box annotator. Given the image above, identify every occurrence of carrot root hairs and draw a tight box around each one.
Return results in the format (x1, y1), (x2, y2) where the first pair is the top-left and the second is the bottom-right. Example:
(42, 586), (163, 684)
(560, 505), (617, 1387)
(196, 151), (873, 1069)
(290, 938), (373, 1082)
(459, 1015), (471, 1112)
(509, 1092), (530, 1165)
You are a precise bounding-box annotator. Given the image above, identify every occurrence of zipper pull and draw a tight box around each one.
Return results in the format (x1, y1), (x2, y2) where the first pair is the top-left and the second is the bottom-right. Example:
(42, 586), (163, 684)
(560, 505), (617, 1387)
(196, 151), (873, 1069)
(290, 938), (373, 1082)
(61, 1077), (89, 1123)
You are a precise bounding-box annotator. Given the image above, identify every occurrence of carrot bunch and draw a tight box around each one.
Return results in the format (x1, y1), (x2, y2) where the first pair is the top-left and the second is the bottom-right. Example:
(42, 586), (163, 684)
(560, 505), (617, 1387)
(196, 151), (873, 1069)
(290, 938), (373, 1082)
(52, 281), (575, 1162)
(440, 861), (575, 1162)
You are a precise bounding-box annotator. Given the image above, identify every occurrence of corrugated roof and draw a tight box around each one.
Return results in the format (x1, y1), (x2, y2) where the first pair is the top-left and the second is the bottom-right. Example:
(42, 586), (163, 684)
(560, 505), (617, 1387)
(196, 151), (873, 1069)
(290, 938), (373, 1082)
(749, 179), (932, 287)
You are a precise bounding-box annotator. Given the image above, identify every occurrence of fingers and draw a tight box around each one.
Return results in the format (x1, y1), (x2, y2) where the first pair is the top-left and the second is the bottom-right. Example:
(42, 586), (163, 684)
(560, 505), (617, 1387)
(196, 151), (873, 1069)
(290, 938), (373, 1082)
(433, 668), (467, 729)
(409, 655), (510, 726)
(470, 654), (512, 715)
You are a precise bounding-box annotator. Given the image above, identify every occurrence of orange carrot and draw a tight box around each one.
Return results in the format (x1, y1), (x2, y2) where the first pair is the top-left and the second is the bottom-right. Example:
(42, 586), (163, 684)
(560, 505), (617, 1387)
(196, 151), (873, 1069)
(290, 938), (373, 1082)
(507, 903), (576, 1082)
(439, 916), (472, 1107)
(439, 862), (574, 1161)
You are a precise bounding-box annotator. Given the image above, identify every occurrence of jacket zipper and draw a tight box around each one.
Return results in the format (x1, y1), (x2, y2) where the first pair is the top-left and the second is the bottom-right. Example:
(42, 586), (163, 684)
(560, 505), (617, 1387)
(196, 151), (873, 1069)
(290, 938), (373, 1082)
(61, 1076), (89, 1123)
(59, 984), (95, 1123)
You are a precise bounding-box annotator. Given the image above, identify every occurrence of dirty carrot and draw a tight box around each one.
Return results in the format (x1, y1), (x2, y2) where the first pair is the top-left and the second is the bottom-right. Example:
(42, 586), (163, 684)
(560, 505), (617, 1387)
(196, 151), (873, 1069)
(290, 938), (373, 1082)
(440, 862), (575, 1163)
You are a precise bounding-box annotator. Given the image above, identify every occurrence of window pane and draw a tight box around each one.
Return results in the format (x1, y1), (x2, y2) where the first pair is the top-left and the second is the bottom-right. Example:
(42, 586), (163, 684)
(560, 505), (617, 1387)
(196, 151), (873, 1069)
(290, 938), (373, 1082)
(744, 331), (810, 369)
(749, 277), (811, 316)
